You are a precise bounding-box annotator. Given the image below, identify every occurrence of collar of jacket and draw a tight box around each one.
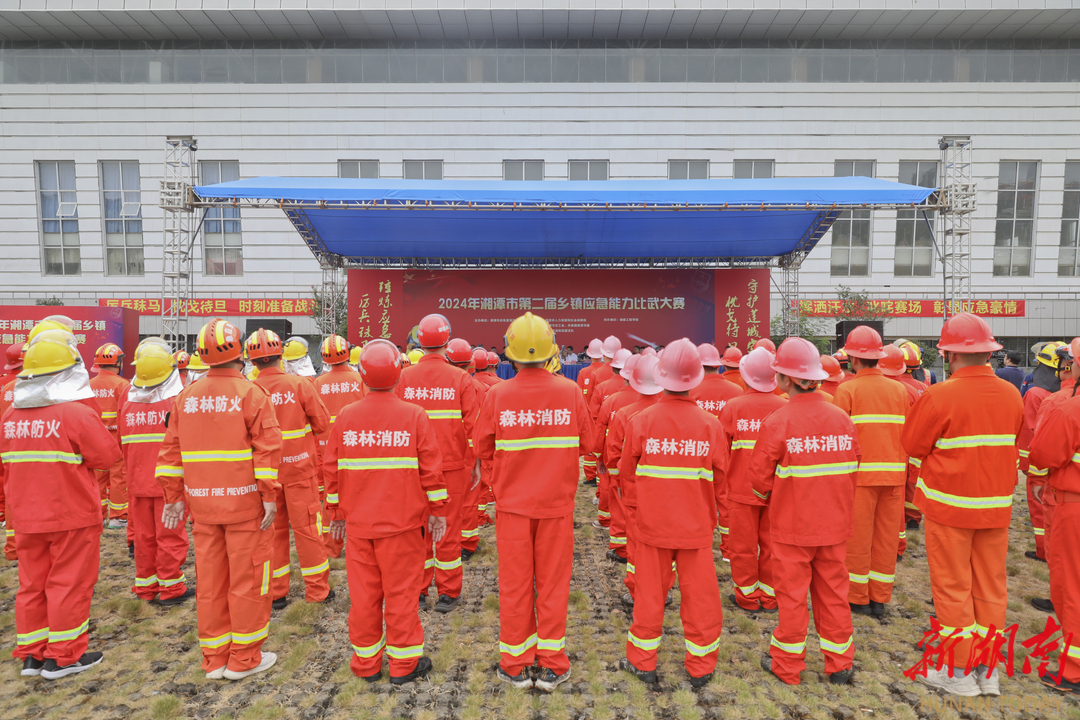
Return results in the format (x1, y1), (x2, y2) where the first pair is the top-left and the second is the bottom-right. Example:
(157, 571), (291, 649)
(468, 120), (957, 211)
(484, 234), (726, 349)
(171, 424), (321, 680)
(854, 367), (884, 378)
(658, 393), (695, 405)
(787, 391), (830, 405)
(514, 366), (549, 378)
(419, 354), (448, 365)
(258, 364), (284, 377)
(327, 363), (355, 374)
(950, 365), (995, 380)
(207, 367), (243, 378)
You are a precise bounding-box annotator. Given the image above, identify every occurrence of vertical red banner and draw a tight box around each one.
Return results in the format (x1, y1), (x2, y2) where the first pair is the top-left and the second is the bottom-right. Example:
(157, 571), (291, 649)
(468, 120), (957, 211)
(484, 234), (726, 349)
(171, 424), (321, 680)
(347, 269), (405, 347)
(714, 269), (771, 352)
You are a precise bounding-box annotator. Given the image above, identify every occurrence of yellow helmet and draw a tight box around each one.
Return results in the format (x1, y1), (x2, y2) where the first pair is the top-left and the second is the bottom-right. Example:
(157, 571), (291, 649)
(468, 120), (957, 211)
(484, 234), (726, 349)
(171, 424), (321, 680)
(18, 335), (80, 378)
(133, 344), (176, 388)
(29, 327), (78, 349)
(283, 337), (309, 361)
(407, 349), (424, 365)
(350, 345), (362, 365)
(504, 312), (557, 364)
(136, 337), (173, 359)
(187, 352), (210, 372)
(545, 353), (562, 375)
(28, 319), (74, 344)
(1037, 341), (1067, 369)
(897, 340), (923, 369)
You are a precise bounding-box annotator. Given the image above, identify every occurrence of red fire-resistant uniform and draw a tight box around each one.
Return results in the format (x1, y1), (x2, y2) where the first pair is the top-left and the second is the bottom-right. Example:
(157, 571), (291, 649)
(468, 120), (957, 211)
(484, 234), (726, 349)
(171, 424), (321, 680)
(722, 369), (748, 393)
(900, 365), (1022, 663)
(833, 368), (910, 606)
(1031, 377), (1077, 558)
(595, 383), (639, 538)
(897, 373), (928, 533)
(748, 392), (861, 684)
(0, 380), (17, 560)
(313, 364), (366, 557)
(396, 354), (477, 599)
(578, 361), (613, 485)
(91, 370), (131, 531)
(606, 394), (661, 594)
(1, 400), (121, 665)
(622, 395), (726, 677)
(719, 388), (787, 611)
(324, 392), (448, 678)
(1030, 391), (1080, 684)
(156, 367), (282, 674)
(474, 372), (502, 525)
(1020, 385), (1053, 559)
(254, 366), (332, 602)
(587, 373), (624, 524)
(475, 367), (593, 677)
(119, 397), (190, 601)
(889, 376), (922, 557)
(460, 376), (488, 554)
(691, 374), (745, 555)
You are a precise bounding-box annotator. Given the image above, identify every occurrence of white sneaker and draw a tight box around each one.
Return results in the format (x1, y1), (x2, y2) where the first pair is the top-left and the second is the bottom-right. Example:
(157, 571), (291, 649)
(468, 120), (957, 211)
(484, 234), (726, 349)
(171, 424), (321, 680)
(205, 665), (227, 680)
(916, 666), (981, 697)
(591, 496), (599, 505)
(223, 652), (277, 681)
(974, 665), (1000, 696)
(106, 519), (128, 529)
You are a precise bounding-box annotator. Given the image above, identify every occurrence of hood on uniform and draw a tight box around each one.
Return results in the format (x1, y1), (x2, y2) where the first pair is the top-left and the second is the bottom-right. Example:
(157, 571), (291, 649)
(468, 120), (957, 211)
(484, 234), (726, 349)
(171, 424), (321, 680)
(1032, 362), (1061, 394)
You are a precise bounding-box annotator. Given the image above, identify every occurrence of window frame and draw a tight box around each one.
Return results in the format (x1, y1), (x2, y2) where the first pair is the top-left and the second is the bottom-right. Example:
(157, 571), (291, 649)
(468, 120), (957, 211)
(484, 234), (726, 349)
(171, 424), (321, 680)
(99, 160), (145, 277)
(36, 159), (81, 277)
(567, 160), (609, 181)
(993, 160), (1039, 278)
(1058, 161), (1079, 277)
(503, 160), (545, 181)
(829, 160), (875, 277)
(199, 160), (243, 277)
(338, 160), (380, 179)
(667, 160), (709, 180)
(403, 160), (443, 180)
(732, 160), (774, 179)
(893, 160), (938, 278)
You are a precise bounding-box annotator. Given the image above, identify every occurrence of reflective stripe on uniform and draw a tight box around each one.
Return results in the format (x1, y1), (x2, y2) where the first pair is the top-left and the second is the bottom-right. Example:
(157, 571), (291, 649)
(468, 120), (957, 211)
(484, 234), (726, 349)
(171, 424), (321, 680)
(159, 574), (186, 587)
(1033, 527), (1045, 536)
(757, 581), (775, 597)
(850, 414), (905, 425)
(200, 632), (233, 648)
(424, 558), (435, 569)
(155, 465), (184, 477)
(916, 478), (1013, 510)
(134, 575), (159, 587)
(849, 572), (869, 585)
(121, 433), (166, 444)
(857, 462), (907, 473)
(181, 449), (254, 462)
(607, 468), (620, 476)
(904, 501), (920, 511)
(938, 623), (977, 639)
(1029, 466), (1048, 477)
(386, 643), (425, 659)
(353, 635), (386, 658)
(731, 439), (756, 450)
(770, 635), (806, 654)
(627, 632), (662, 651)
(775, 461), (859, 478)
(109, 501), (128, 511)
(434, 557), (462, 571)
(426, 489), (448, 502)
(752, 488), (769, 500)
(426, 409), (463, 420)
(101, 411), (118, 419)
(868, 570), (894, 584)
(609, 536), (627, 545)
(272, 564), (290, 578)
(537, 637), (566, 652)
(49, 620), (89, 643)
(685, 637), (720, 656)
(908, 457), (922, 468)
(461, 528), (479, 538)
(899, 530), (907, 540)
(0, 451), (82, 464)
(232, 624), (270, 645)
(597, 510), (611, 519)
(820, 635), (854, 655)
(261, 560), (270, 595)
(496, 436), (578, 451)
(1068, 645), (1080, 661)
(16, 627), (49, 646)
(933, 434), (1015, 450)
(280, 424), (313, 440)
(625, 563), (636, 575)
(339, 457), (420, 471)
(736, 581), (759, 595)
(636, 464), (713, 481)
(325, 493), (339, 504)
(254, 468), (278, 481)
(500, 634), (538, 656)
(301, 560), (329, 577)
(1018, 449), (1030, 458)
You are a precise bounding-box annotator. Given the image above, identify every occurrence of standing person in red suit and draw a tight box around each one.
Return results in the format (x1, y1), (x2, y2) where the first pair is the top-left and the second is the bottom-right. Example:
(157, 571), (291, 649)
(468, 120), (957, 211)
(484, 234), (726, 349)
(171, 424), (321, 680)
(472, 348), (500, 527)
(595, 354), (640, 542)
(446, 338), (487, 560)
(90, 343), (132, 537)
(578, 337), (618, 488)
(588, 348), (632, 531)
(721, 347), (748, 392)
(1020, 342), (1066, 562)
(878, 345), (921, 560)
(820, 355), (845, 397)
(0, 342), (26, 560)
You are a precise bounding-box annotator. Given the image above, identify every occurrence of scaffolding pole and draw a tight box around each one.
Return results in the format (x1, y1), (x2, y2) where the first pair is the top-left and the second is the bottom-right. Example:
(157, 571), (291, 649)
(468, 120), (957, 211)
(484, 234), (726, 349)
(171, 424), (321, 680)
(318, 257), (346, 341)
(159, 136), (197, 350)
(938, 136), (976, 318)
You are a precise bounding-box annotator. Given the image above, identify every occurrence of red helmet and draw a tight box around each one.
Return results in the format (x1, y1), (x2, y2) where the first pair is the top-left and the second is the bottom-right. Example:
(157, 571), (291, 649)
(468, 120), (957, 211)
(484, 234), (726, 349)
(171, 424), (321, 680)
(819, 355), (845, 383)
(472, 348), (489, 370)
(833, 348), (849, 365)
(486, 351), (499, 367)
(585, 338), (604, 359)
(753, 338), (776, 353)
(720, 346), (743, 368)
(4, 342), (26, 372)
(611, 348), (632, 369)
(172, 350), (190, 371)
(772, 338), (829, 381)
(879, 345), (907, 377)
(197, 318), (243, 367)
(697, 343), (722, 368)
(602, 335), (622, 359)
(629, 354), (662, 396)
(655, 338), (704, 392)
(245, 328), (283, 361)
(741, 347), (778, 392)
(446, 338), (473, 365)
(94, 343), (124, 368)
(937, 312), (1003, 353)
(360, 339), (402, 390)
(417, 314), (451, 349)
(844, 325), (887, 359)
(621, 354), (639, 379)
(640, 347), (657, 357)
(320, 334), (350, 365)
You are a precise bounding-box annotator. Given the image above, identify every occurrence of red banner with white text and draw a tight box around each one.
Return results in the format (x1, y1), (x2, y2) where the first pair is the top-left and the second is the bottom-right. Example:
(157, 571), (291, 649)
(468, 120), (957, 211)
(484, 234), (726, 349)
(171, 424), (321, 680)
(0, 306), (140, 379)
(99, 298), (315, 316)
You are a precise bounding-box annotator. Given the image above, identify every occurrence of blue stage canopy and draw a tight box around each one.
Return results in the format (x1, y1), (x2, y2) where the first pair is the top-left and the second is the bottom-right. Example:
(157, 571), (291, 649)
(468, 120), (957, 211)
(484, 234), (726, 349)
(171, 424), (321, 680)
(192, 177), (936, 266)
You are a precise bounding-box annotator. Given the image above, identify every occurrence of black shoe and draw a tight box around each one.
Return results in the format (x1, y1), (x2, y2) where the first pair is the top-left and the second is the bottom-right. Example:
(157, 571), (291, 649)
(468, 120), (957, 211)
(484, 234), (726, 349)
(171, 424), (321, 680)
(434, 595), (460, 614)
(361, 670), (382, 683)
(906, 519), (920, 530)
(21, 657), (45, 677)
(1032, 597), (1055, 613)
(665, 593), (673, 607)
(40, 652), (104, 680)
(535, 667), (571, 692)
(461, 548), (474, 562)
(619, 657), (657, 684)
(850, 603), (871, 616)
(688, 671), (713, 688)
(760, 656), (787, 683)
(582, 479), (598, 487)
(319, 589), (336, 604)
(128, 542), (135, 558)
(728, 594), (765, 615)
(609, 551), (627, 564)
(621, 593), (634, 608)
(272, 596), (290, 611)
(496, 666), (533, 689)
(390, 656), (432, 685)
(869, 601), (886, 618)
(896, 555), (903, 563)
(419, 593), (429, 611)
(829, 667), (855, 685)
(1043, 673), (1080, 695)
(1026, 550), (1047, 563)
(156, 587), (196, 607)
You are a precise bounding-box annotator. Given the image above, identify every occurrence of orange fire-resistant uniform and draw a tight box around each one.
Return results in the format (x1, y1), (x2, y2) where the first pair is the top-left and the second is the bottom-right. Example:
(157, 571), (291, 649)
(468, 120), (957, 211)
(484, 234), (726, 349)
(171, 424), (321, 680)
(473, 371), (501, 526)
(313, 364), (366, 557)
(900, 365), (1023, 663)
(254, 366), (332, 602)
(91, 369), (132, 532)
(475, 367), (593, 677)
(156, 367), (282, 674)
(1020, 385), (1053, 559)
(596, 383), (639, 541)
(722, 369), (748, 393)
(1030, 389), (1080, 683)
(588, 372), (624, 525)
(691, 374), (745, 555)
(324, 391), (448, 678)
(719, 388), (787, 611)
(396, 354), (478, 599)
(749, 392), (861, 684)
(622, 395), (726, 678)
(2, 399), (121, 665)
(460, 375), (488, 554)
(1030, 377), (1077, 558)
(0, 380), (17, 560)
(606, 393), (661, 594)
(119, 397), (190, 601)
(578, 361), (613, 485)
(889, 376), (922, 558)
(833, 368), (910, 606)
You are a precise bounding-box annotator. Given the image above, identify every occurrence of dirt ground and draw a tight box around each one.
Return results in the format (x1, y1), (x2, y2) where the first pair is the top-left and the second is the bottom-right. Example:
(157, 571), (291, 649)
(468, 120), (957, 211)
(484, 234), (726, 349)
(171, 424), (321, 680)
(0, 472), (1077, 720)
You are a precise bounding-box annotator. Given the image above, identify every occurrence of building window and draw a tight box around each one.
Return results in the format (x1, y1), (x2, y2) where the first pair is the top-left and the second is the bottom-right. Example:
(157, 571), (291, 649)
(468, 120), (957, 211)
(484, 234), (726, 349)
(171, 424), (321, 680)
(504, 160), (544, 181)
(830, 161), (875, 277)
(668, 161), (709, 180)
(994, 161), (1038, 277)
(568, 160), (608, 181)
(200, 161), (242, 276)
(101, 161), (144, 276)
(1059, 162), (1080, 277)
(894, 161), (938, 278)
(403, 160), (442, 180)
(732, 160), (774, 179)
(339, 161), (379, 179)
(37, 160), (80, 276)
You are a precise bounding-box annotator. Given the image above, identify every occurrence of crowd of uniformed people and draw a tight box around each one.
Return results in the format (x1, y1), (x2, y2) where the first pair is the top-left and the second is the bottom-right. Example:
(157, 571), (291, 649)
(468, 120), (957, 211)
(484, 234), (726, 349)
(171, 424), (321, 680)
(1, 309), (1078, 699)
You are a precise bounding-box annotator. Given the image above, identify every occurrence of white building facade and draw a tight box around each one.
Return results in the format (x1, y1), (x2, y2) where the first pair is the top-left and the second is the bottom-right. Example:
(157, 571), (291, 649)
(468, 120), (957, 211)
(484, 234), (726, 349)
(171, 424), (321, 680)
(1, 2), (1078, 357)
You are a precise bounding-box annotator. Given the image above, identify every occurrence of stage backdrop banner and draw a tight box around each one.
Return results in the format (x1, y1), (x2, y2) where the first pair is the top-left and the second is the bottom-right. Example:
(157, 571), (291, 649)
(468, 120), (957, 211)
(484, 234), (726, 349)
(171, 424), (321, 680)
(348, 269), (769, 352)
(0, 306), (140, 379)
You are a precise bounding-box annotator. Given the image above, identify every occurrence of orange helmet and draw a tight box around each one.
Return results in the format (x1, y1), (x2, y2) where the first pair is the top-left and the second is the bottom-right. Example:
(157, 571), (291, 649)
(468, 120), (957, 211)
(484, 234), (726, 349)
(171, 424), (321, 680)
(94, 343), (124, 368)
(937, 313), (1003, 353)
(360, 340), (403, 390)
(446, 338), (473, 365)
(753, 338), (776, 353)
(772, 338), (828, 381)
(4, 342), (27, 372)
(697, 343), (722, 368)
(196, 318), (243, 367)
(320, 334), (350, 366)
(246, 328), (284, 361)
(819, 355), (845, 383)
(898, 342), (922, 369)
(720, 346), (743, 368)
(833, 348), (849, 365)
(172, 350), (190, 370)
(879, 345), (907, 377)
(843, 325), (887, 360)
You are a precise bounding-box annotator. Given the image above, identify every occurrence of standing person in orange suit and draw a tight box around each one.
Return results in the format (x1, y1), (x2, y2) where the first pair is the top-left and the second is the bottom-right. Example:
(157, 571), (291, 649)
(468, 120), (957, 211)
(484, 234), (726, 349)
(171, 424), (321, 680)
(833, 349), (855, 381)
(589, 348), (632, 531)
(474, 312), (593, 692)
(720, 347), (787, 613)
(156, 318), (283, 681)
(720, 346), (748, 392)
(895, 342), (928, 533)
(749, 338), (860, 687)
(312, 335), (366, 559)
(249, 328), (334, 609)
(446, 338), (487, 560)
(901, 313), (1023, 698)
(578, 337), (618, 488)
(820, 355), (845, 396)
(325, 339), (447, 684)
(0, 342), (26, 560)
(119, 342), (193, 606)
(472, 348), (500, 527)
(396, 315), (478, 613)
(1019, 342), (1065, 562)
(878, 345), (921, 560)
(3, 329), (121, 679)
(832, 326), (910, 619)
(172, 351), (191, 387)
(90, 343), (132, 538)
(619, 339), (725, 688)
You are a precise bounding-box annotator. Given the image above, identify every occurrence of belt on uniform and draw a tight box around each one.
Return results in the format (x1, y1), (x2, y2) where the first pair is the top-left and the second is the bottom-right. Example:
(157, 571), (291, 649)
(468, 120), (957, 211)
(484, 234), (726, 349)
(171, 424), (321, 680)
(1052, 488), (1080, 504)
